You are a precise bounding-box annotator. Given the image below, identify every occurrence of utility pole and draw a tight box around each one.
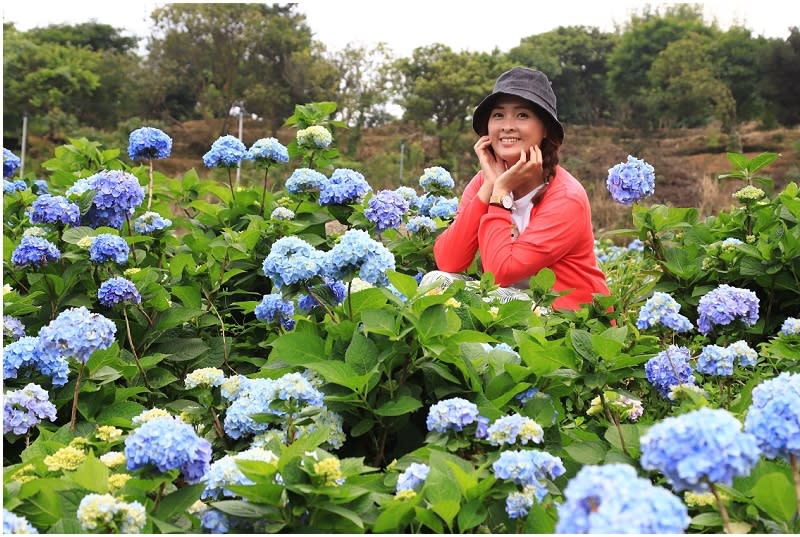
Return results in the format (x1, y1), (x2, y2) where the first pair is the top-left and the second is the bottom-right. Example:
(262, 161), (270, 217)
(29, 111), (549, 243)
(399, 140), (405, 183)
(20, 111), (28, 178)
(230, 104), (245, 188)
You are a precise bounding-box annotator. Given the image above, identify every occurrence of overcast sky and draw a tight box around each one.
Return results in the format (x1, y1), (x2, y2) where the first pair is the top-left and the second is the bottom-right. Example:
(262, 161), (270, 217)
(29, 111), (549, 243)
(3, 1), (798, 57)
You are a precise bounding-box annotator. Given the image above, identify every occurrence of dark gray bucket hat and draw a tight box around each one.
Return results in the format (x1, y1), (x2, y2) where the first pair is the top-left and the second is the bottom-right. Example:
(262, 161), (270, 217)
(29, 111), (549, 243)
(472, 67), (564, 143)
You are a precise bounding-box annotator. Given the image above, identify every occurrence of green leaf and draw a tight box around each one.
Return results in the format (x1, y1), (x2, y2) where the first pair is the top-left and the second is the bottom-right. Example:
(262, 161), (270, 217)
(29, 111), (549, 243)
(387, 270), (418, 300)
(155, 484), (205, 520)
(373, 502), (415, 533)
(752, 472), (796, 523)
(211, 499), (275, 518)
(305, 360), (374, 392)
(373, 395), (422, 416)
(457, 498), (487, 532)
(269, 332), (326, 365)
(316, 503), (364, 530)
(361, 308), (398, 337)
(418, 304), (453, 340)
(154, 306), (203, 332)
(153, 338), (209, 362)
(69, 453), (109, 493)
(344, 330), (379, 374)
(172, 285), (202, 309)
(563, 441), (607, 464)
(95, 401), (147, 427)
(690, 512), (723, 527)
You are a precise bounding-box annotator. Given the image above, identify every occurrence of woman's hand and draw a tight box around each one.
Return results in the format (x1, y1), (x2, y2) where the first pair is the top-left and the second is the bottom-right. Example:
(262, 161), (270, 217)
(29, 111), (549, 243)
(474, 136), (504, 184)
(495, 145), (544, 194)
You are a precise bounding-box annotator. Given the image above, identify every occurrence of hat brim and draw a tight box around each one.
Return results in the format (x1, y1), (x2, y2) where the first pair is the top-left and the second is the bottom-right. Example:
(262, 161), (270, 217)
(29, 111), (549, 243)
(472, 92), (564, 144)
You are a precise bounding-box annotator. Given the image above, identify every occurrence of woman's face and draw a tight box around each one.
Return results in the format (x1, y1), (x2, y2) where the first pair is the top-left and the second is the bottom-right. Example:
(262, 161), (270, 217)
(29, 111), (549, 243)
(487, 95), (547, 164)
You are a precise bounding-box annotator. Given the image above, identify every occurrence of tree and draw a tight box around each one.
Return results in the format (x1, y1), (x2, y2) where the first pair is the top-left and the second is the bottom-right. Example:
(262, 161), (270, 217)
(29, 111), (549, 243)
(508, 26), (618, 125)
(26, 22), (139, 53)
(709, 27), (769, 123)
(759, 27), (800, 127)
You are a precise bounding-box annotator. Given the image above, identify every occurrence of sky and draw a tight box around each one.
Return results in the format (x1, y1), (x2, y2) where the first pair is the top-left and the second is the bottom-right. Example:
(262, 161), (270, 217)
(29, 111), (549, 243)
(3, 1), (799, 57)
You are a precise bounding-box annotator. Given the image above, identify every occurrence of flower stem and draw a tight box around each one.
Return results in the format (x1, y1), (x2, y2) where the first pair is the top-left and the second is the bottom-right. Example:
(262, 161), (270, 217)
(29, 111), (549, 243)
(710, 482), (732, 534)
(147, 158), (154, 210)
(227, 169), (236, 202)
(791, 454), (800, 520)
(123, 307), (151, 391)
(261, 166), (270, 212)
(600, 392), (630, 457)
(70, 362), (85, 432)
(202, 288), (235, 375)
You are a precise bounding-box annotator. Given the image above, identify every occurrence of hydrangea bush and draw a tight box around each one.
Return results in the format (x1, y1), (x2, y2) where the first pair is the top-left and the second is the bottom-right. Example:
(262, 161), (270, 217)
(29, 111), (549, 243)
(3, 113), (800, 534)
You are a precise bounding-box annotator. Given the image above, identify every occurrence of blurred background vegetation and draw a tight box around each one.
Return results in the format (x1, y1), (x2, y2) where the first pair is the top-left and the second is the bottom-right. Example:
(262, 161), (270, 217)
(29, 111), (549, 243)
(3, 3), (799, 232)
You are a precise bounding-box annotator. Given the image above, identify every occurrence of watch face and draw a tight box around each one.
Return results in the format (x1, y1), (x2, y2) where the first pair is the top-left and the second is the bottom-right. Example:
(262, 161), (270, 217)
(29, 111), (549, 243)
(502, 194), (514, 209)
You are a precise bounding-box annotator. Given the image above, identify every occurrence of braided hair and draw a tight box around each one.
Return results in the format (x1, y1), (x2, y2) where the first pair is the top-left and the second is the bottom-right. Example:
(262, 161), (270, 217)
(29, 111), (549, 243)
(531, 104), (562, 206)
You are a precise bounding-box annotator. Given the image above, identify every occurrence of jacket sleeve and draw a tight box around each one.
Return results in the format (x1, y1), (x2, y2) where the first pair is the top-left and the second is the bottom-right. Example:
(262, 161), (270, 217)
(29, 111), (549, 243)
(433, 173), (489, 272)
(478, 187), (588, 287)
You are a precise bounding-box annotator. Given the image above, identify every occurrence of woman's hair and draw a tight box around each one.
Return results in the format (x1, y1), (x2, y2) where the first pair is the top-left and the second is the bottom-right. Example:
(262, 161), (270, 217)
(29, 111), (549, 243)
(532, 104), (561, 206)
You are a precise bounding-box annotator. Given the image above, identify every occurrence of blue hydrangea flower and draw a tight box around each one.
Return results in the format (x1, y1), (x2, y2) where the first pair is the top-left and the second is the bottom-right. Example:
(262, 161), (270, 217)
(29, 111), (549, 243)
(89, 234), (130, 265)
(428, 197), (458, 219)
(627, 239), (644, 251)
(3, 335), (70, 388)
(744, 372), (800, 461)
(419, 166), (455, 193)
(364, 190), (409, 232)
(262, 236), (326, 289)
(133, 211), (172, 234)
(697, 284), (759, 335)
(696, 344), (734, 376)
(324, 229), (396, 286)
(319, 168), (371, 205)
(296, 125), (333, 148)
(486, 414), (544, 446)
(248, 137), (289, 164)
(270, 207), (295, 220)
(555, 463), (689, 533)
(418, 194), (453, 218)
(3, 509), (38, 534)
(4, 179), (27, 193)
(3, 148), (21, 178)
(644, 345), (695, 399)
(3, 383), (57, 435)
(255, 293), (295, 331)
(394, 186), (420, 208)
(125, 415), (211, 483)
(128, 127), (173, 160)
(203, 135), (249, 168)
(98, 277), (141, 307)
(285, 168), (326, 194)
(79, 170), (146, 229)
(640, 407), (760, 492)
(32, 179), (49, 194)
(515, 387), (539, 405)
(405, 216), (437, 234)
(606, 155), (656, 205)
(728, 340), (758, 367)
(297, 279), (346, 311)
(426, 397), (480, 433)
(505, 488), (535, 519)
(779, 317), (800, 336)
(11, 236), (61, 267)
(3, 315), (26, 341)
(37, 306), (116, 365)
(396, 463), (429, 492)
(492, 449), (565, 502)
(202, 446), (278, 499)
(636, 292), (693, 332)
(200, 509), (230, 533)
(29, 194), (81, 226)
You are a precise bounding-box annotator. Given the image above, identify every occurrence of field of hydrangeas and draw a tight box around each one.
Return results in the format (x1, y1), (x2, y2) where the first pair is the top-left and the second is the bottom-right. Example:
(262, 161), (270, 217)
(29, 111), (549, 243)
(3, 101), (800, 534)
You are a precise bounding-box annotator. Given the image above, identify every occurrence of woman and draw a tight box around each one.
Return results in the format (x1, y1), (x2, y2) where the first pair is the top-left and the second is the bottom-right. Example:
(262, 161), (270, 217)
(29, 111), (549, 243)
(431, 67), (609, 311)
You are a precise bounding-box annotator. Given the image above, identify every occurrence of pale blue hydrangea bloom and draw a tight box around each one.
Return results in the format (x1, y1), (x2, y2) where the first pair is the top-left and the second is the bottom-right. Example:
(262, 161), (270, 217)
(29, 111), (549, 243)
(203, 135), (249, 168)
(696, 344), (735, 376)
(11, 236), (61, 267)
(728, 339), (758, 367)
(3, 179), (27, 193)
(486, 414), (544, 446)
(426, 397), (480, 433)
(324, 229), (396, 286)
(3, 335), (70, 387)
(606, 155), (656, 205)
(255, 293), (295, 331)
(3, 509), (38, 533)
(505, 487), (536, 519)
(364, 190), (409, 232)
(202, 446), (278, 499)
(270, 207), (295, 220)
(262, 236), (326, 289)
(515, 387), (539, 405)
(396, 462), (429, 492)
(644, 345), (695, 399)
(636, 291), (693, 332)
(428, 197), (459, 219)
(744, 372), (800, 461)
(3, 148), (22, 178)
(133, 211), (172, 234)
(37, 306), (116, 365)
(285, 168), (326, 193)
(627, 239), (644, 251)
(248, 137), (289, 164)
(184, 367), (225, 389)
(97, 277), (141, 307)
(200, 509), (230, 533)
(297, 125), (333, 149)
(128, 126), (172, 160)
(32, 179), (49, 194)
(405, 216), (437, 234)
(492, 449), (565, 502)
(3, 315), (26, 341)
(640, 407), (760, 492)
(74, 170), (145, 229)
(419, 166), (454, 192)
(555, 463), (689, 533)
(89, 234), (129, 265)
(394, 186), (421, 208)
(76, 493), (146, 533)
(319, 168), (371, 205)
(30, 194), (80, 226)
(696, 284), (759, 335)
(3, 383), (57, 435)
(780, 317), (800, 336)
(125, 415), (211, 483)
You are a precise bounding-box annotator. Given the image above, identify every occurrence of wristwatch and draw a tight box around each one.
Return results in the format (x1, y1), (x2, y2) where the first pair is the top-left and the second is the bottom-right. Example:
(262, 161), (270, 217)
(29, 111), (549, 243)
(489, 192), (514, 210)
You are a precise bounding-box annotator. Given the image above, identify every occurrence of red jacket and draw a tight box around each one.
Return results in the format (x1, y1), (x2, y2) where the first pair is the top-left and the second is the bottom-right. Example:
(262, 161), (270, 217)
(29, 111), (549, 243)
(433, 166), (609, 311)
